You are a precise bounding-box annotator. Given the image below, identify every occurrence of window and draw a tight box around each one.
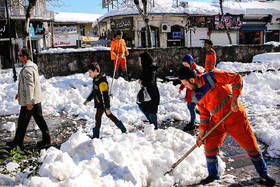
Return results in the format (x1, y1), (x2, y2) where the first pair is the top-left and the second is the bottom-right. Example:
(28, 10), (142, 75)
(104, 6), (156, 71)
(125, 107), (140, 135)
(80, 25), (85, 36)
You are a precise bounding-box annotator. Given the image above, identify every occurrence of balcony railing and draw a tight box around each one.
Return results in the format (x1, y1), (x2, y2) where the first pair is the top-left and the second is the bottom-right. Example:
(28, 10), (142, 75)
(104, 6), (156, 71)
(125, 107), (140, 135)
(0, 5), (54, 21)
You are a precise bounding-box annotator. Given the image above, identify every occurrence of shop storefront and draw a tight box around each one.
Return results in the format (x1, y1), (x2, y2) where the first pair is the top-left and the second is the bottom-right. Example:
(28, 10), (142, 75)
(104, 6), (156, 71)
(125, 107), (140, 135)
(239, 26), (266, 44)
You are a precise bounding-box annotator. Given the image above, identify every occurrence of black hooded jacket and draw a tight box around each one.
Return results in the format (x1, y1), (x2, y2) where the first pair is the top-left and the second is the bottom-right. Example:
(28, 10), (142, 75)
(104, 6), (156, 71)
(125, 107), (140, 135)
(139, 52), (160, 113)
(86, 72), (110, 109)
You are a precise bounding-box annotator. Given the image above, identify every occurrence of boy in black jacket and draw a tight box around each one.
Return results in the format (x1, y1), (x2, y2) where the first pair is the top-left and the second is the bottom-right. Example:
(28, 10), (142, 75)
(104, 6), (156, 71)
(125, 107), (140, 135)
(83, 62), (126, 138)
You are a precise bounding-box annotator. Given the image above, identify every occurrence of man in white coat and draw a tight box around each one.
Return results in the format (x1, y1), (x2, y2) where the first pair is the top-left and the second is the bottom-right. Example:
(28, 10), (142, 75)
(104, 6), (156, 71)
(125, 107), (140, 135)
(6, 48), (51, 149)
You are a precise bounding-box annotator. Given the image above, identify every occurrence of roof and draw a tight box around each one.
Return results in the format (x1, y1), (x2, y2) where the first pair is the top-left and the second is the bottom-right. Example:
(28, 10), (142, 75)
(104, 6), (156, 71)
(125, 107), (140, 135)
(97, 0), (280, 22)
(55, 12), (102, 23)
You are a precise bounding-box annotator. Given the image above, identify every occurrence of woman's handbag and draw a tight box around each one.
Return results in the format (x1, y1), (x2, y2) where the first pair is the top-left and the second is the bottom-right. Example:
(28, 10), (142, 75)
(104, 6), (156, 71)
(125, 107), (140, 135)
(136, 86), (151, 104)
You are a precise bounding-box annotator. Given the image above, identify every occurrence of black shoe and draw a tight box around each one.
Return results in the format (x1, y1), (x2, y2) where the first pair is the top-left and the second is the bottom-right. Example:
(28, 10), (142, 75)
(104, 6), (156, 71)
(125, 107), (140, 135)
(200, 176), (219, 185)
(6, 141), (23, 149)
(183, 122), (195, 131)
(37, 140), (51, 148)
(259, 174), (276, 186)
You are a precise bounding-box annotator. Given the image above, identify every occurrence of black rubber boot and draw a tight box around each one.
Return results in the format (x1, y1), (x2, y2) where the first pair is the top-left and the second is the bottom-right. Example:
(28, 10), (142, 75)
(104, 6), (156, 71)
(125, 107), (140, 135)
(200, 176), (220, 185)
(259, 174), (276, 186)
(123, 70), (129, 81)
(92, 128), (100, 139)
(115, 121), (127, 133)
(183, 122), (195, 131)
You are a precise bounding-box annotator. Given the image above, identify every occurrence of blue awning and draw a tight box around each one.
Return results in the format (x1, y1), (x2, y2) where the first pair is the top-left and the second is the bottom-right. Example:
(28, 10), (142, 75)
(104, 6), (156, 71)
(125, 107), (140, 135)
(240, 26), (267, 31)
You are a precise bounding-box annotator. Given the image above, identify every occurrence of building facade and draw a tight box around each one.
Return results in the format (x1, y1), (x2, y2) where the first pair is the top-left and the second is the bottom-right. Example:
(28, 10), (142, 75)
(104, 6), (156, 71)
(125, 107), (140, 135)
(0, 0), (54, 68)
(96, 1), (280, 48)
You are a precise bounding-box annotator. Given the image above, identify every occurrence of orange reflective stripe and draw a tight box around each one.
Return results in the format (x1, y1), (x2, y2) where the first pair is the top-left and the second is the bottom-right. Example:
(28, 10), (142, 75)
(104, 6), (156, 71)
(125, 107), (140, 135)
(205, 147), (219, 154)
(200, 119), (210, 124)
(232, 81), (243, 89)
(206, 157), (218, 162)
(210, 92), (232, 114)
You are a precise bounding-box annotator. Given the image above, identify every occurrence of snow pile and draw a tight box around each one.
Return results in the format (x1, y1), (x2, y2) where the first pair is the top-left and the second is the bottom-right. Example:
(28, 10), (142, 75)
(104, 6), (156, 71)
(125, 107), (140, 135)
(41, 46), (111, 54)
(21, 127), (216, 186)
(0, 52), (279, 186)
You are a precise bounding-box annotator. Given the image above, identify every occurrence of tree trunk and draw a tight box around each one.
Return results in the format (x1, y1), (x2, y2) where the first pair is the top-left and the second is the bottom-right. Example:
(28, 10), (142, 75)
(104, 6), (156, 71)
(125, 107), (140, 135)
(219, 0), (232, 45)
(134, 0), (153, 48)
(23, 0), (37, 48)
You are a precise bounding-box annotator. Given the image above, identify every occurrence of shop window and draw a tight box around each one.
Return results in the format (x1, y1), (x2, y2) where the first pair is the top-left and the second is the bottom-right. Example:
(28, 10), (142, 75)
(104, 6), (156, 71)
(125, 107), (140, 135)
(239, 31), (261, 44)
(266, 30), (279, 42)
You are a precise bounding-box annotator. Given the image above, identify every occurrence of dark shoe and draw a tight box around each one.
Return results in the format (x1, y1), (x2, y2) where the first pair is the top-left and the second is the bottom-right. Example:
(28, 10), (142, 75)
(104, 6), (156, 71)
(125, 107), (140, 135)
(200, 176), (219, 185)
(37, 140), (51, 148)
(6, 141), (23, 149)
(92, 128), (100, 139)
(123, 70), (129, 81)
(259, 174), (276, 186)
(183, 122), (195, 131)
(115, 121), (127, 133)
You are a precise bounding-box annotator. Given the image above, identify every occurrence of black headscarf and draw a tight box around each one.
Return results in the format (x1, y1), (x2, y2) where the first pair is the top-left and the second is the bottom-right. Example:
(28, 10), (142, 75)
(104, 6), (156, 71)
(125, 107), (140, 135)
(140, 51), (154, 69)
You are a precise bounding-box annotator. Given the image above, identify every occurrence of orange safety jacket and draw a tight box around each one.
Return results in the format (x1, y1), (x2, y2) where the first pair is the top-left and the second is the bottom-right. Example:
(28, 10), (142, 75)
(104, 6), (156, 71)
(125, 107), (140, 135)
(205, 49), (216, 73)
(110, 38), (128, 61)
(193, 71), (246, 131)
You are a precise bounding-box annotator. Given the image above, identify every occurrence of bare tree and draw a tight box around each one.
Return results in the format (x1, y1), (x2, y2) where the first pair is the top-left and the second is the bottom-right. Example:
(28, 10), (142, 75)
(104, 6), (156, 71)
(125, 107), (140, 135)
(23, 0), (37, 47)
(134, 0), (153, 48)
(219, 0), (232, 44)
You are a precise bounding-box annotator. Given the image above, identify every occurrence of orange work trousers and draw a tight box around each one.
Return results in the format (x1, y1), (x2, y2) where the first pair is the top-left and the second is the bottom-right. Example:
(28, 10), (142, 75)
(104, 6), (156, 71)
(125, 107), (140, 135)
(113, 57), (127, 71)
(204, 119), (260, 157)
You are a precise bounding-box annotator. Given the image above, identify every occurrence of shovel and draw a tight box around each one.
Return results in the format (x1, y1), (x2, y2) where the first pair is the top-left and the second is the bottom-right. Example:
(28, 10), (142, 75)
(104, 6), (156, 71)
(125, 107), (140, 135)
(109, 53), (120, 97)
(164, 110), (233, 176)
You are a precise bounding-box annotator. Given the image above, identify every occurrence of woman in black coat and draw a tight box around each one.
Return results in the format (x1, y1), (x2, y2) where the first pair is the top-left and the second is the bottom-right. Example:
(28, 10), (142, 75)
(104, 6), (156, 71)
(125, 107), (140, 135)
(138, 52), (160, 129)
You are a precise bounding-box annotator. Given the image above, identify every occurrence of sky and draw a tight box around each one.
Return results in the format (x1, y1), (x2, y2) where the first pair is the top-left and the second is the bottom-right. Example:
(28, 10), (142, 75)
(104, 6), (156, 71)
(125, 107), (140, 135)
(47, 0), (108, 15)
(0, 47), (280, 186)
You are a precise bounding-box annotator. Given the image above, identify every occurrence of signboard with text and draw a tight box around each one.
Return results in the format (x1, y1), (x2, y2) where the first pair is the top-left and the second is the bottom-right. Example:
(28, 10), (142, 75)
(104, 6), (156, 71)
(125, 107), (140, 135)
(53, 26), (77, 34)
(214, 15), (242, 30)
(54, 34), (79, 47)
(110, 17), (133, 31)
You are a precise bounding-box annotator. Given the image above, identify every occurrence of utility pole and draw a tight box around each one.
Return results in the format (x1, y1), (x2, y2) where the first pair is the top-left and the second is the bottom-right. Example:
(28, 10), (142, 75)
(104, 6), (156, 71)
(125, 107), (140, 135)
(5, 0), (17, 82)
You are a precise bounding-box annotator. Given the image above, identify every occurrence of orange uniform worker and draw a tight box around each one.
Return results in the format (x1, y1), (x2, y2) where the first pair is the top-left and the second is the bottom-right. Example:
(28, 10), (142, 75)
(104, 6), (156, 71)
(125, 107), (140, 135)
(178, 67), (276, 186)
(204, 39), (216, 73)
(110, 30), (129, 80)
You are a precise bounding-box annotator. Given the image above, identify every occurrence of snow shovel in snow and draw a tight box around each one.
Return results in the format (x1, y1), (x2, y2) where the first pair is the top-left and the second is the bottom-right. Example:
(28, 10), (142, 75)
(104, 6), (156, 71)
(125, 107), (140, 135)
(164, 110), (233, 176)
(109, 53), (119, 97)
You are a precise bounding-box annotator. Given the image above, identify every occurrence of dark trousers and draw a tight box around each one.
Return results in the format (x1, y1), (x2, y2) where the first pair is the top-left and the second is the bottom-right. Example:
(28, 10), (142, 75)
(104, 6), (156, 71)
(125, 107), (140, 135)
(187, 102), (200, 124)
(139, 105), (158, 128)
(13, 103), (50, 145)
(95, 108), (119, 129)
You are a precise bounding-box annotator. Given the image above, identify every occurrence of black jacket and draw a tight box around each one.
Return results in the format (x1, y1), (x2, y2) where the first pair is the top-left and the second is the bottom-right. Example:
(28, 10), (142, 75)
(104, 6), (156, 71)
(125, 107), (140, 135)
(86, 72), (110, 109)
(140, 65), (160, 113)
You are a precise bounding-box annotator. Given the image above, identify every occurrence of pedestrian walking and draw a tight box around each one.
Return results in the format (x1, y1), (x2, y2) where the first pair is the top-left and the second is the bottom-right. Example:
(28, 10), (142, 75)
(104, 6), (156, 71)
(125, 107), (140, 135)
(179, 54), (202, 130)
(204, 39), (216, 73)
(83, 62), (126, 138)
(177, 66), (276, 186)
(6, 48), (51, 149)
(137, 52), (160, 129)
(110, 30), (129, 80)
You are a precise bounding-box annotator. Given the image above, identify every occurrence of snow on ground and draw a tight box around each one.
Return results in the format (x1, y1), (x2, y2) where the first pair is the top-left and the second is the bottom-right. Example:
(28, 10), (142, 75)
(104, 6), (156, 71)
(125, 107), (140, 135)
(0, 52), (279, 186)
(41, 46), (111, 54)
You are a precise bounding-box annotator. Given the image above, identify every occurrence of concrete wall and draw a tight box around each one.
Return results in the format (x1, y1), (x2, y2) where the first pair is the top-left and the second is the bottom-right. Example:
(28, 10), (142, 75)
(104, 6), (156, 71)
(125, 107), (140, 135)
(37, 44), (280, 79)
